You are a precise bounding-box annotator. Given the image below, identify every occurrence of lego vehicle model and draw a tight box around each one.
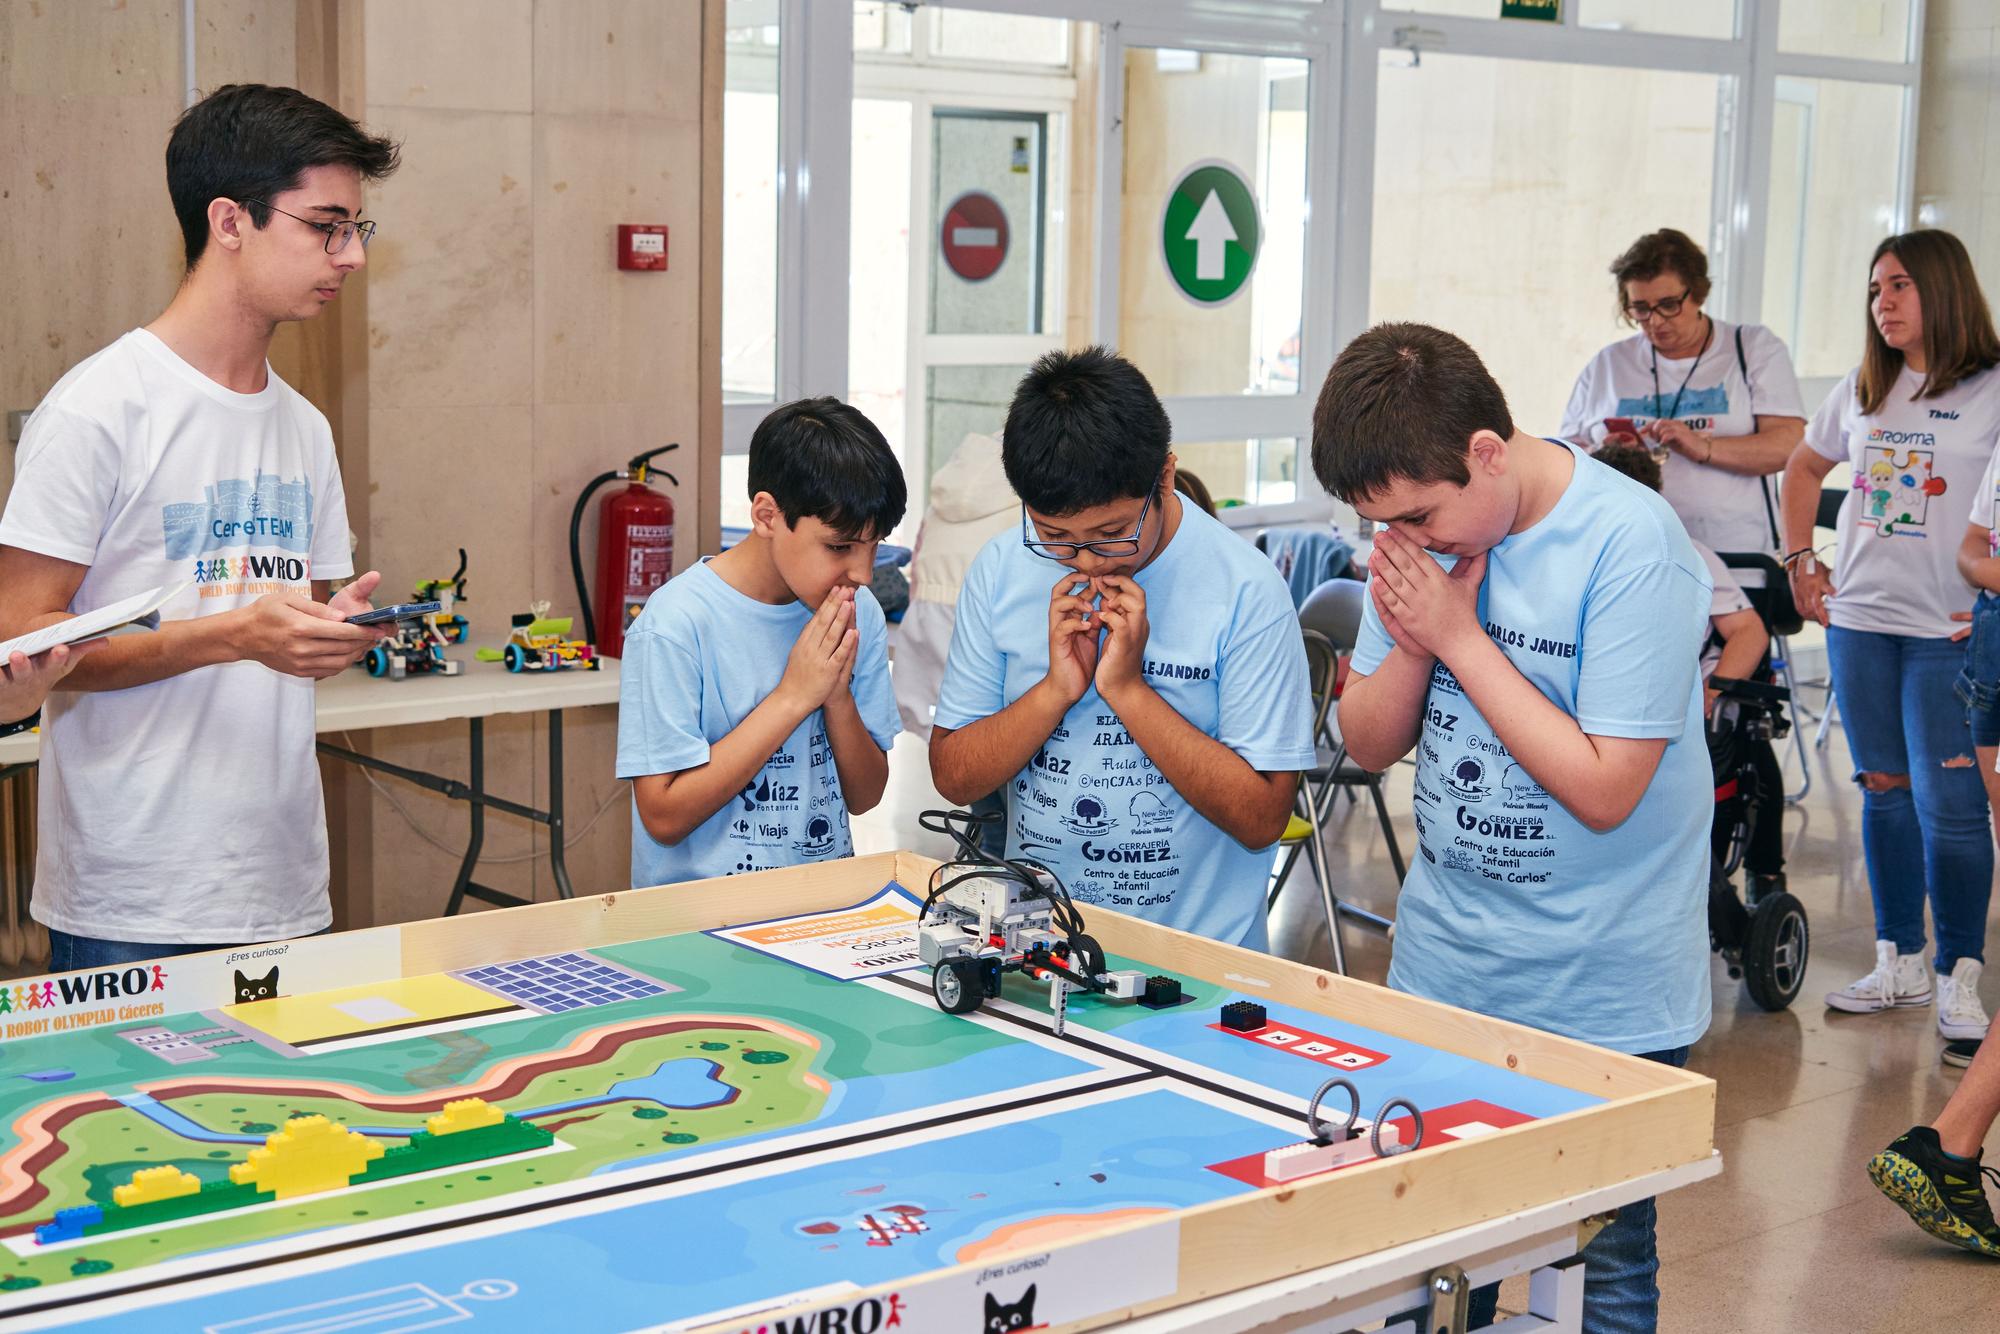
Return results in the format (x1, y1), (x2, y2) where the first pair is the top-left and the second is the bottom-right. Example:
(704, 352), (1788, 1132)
(364, 550), (471, 681)
(914, 809), (1160, 1035)
(476, 600), (600, 674)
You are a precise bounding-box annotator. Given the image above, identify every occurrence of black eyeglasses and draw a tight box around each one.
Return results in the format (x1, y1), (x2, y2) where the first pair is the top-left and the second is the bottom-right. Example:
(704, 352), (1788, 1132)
(1021, 471), (1164, 561)
(245, 200), (377, 255)
(1624, 290), (1692, 323)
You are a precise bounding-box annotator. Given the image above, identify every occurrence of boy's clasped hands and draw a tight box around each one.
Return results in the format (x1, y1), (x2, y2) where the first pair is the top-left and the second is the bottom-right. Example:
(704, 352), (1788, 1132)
(1367, 529), (1488, 664)
(776, 585), (861, 716)
(1045, 571), (1151, 706)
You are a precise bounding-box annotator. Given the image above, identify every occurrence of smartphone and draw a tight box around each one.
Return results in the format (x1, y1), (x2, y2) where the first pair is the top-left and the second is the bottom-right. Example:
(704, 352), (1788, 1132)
(346, 601), (443, 626)
(1603, 416), (1643, 440)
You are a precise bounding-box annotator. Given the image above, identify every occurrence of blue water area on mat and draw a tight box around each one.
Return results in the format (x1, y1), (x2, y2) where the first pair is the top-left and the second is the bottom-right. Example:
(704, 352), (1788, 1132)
(533, 1056), (738, 1118)
(1083, 994), (1602, 1121)
(64, 1088), (1286, 1334)
(19, 1069), (73, 1082)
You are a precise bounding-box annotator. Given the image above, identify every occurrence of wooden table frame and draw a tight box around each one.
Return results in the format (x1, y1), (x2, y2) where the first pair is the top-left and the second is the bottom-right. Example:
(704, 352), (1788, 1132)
(2, 849), (1716, 1333)
(389, 850), (1717, 1333)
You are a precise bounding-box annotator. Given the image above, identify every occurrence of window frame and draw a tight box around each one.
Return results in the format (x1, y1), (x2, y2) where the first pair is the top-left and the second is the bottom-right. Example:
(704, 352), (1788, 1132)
(721, 0), (1925, 525)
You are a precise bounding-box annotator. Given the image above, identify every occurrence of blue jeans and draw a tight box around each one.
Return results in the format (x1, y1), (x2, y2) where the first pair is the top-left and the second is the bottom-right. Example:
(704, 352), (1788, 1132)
(1399, 1048), (1689, 1333)
(47, 930), (228, 972)
(47, 927), (327, 973)
(1827, 625), (1992, 970)
(1955, 591), (2000, 747)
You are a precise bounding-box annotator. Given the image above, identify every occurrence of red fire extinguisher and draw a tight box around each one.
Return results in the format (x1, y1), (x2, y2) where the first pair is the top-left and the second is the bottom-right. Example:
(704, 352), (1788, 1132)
(570, 443), (680, 659)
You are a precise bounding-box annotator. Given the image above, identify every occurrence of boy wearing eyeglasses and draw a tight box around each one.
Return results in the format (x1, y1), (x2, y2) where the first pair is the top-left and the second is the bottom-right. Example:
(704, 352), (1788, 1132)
(930, 347), (1315, 951)
(0, 85), (399, 972)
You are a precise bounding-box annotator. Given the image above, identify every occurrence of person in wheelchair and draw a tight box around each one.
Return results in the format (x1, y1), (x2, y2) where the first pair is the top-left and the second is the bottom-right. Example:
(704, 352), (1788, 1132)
(1598, 444), (1807, 1009)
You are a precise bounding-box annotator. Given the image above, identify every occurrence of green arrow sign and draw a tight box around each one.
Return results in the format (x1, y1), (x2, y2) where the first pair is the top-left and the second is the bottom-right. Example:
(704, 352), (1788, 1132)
(1160, 160), (1261, 307)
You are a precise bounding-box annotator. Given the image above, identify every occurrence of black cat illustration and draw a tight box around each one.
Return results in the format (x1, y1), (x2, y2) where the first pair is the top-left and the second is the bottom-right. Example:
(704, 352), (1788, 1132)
(234, 967), (279, 1003)
(983, 1284), (1035, 1333)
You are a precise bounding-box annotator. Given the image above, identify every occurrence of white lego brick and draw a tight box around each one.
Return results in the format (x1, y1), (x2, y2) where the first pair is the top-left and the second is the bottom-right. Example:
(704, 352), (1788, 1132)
(1262, 1123), (1403, 1182)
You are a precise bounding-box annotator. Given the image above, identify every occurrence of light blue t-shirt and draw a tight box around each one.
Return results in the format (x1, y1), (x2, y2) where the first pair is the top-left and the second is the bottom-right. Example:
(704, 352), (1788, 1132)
(616, 561), (899, 888)
(934, 504), (1317, 951)
(1351, 445), (1714, 1054)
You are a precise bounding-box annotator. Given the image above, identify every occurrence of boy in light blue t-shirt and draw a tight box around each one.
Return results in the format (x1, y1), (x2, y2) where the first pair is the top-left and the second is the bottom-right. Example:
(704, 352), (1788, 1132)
(616, 398), (905, 887)
(932, 348), (1316, 951)
(1314, 322), (1711, 1332)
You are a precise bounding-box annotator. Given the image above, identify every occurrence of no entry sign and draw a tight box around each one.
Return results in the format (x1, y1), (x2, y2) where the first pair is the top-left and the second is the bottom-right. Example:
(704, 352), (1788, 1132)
(940, 191), (1010, 282)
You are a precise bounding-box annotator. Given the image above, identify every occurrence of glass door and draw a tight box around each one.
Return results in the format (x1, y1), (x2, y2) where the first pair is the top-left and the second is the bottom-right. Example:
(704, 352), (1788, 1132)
(1094, 25), (1335, 520)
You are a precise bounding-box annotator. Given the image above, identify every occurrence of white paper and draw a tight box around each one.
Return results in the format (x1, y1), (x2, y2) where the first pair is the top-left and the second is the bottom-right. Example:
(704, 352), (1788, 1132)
(706, 885), (928, 980)
(0, 580), (189, 661)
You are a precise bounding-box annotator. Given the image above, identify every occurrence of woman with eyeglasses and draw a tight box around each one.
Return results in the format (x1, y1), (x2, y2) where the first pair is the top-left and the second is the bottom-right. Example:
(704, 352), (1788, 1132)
(1559, 229), (1807, 556)
(1781, 229), (2000, 1044)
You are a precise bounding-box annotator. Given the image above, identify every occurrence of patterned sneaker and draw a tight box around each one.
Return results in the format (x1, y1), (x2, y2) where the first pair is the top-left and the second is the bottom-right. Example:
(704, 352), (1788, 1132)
(1826, 940), (1932, 1014)
(1869, 1126), (2000, 1256)
(1939, 959), (1991, 1042)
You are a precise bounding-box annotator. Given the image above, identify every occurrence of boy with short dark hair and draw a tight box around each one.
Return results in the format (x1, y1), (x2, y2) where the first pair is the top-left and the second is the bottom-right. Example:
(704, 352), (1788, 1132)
(930, 347), (1314, 951)
(1316, 322), (1712, 1331)
(0, 84), (399, 972)
(618, 397), (905, 885)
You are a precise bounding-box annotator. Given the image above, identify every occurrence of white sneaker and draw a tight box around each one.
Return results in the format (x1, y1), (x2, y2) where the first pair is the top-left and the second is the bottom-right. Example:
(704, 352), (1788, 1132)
(1938, 959), (1991, 1041)
(1825, 940), (1933, 1013)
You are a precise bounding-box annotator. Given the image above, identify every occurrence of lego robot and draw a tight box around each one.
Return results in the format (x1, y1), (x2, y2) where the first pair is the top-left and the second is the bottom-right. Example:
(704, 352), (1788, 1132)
(915, 809), (1153, 1036)
(476, 600), (600, 673)
(365, 550), (471, 681)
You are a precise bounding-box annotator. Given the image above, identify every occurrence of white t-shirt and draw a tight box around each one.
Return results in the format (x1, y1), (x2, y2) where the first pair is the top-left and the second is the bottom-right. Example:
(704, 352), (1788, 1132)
(0, 330), (354, 942)
(1968, 442), (2000, 558)
(1560, 320), (1806, 555)
(1694, 541), (1754, 678)
(1806, 363), (2000, 639)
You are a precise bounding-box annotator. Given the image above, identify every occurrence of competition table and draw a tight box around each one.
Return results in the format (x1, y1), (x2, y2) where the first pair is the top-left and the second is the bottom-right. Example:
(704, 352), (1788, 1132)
(0, 658), (621, 918)
(0, 851), (1719, 1334)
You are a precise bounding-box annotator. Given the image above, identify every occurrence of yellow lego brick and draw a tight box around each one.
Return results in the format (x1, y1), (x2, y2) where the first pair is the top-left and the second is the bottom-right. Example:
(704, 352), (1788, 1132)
(427, 1097), (504, 1137)
(228, 1115), (385, 1200)
(113, 1165), (202, 1208)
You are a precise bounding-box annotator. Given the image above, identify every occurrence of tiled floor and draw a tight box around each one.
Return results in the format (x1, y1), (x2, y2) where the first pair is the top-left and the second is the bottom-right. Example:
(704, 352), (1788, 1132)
(857, 685), (2000, 1330)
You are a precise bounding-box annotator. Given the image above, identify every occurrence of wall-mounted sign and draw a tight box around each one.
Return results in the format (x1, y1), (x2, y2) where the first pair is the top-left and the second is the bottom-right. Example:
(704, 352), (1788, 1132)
(1159, 160), (1261, 307)
(940, 191), (1010, 283)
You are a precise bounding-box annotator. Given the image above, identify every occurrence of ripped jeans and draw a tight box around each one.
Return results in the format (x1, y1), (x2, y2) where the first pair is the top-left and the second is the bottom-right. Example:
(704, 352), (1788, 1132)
(1827, 624), (1992, 970)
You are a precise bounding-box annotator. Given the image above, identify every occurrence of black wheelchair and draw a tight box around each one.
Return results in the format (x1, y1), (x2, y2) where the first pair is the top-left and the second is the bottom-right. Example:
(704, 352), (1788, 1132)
(1706, 551), (1811, 1011)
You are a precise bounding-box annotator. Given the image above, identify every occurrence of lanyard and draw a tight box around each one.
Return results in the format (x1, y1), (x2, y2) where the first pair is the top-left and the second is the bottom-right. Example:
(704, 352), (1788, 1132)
(1648, 316), (1715, 422)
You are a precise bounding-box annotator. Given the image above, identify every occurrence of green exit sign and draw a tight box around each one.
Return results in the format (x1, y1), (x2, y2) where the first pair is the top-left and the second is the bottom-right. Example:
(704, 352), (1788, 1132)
(1501, 0), (1561, 19)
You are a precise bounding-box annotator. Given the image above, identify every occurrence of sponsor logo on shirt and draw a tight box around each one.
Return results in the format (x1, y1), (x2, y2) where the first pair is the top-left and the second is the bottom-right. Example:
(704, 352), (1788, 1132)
(794, 814), (837, 858)
(1128, 790), (1173, 834)
(1441, 755), (1491, 802)
(1058, 794), (1115, 837)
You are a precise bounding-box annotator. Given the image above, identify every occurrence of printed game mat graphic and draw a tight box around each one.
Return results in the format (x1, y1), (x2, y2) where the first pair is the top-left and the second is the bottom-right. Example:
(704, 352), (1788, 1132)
(0, 884), (1599, 1332)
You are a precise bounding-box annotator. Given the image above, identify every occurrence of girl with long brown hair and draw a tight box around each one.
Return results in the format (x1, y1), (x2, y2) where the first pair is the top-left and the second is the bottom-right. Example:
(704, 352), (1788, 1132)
(1780, 229), (2000, 1048)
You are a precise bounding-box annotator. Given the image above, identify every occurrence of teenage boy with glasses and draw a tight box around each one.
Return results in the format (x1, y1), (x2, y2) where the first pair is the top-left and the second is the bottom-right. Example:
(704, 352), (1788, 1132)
(930, 347), (1315, 952)
(0, 84), (401, 972)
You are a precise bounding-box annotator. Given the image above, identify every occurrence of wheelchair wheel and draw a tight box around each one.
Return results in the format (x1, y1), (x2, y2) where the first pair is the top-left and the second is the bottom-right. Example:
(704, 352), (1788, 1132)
(1742, 890), (1809, 1011)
